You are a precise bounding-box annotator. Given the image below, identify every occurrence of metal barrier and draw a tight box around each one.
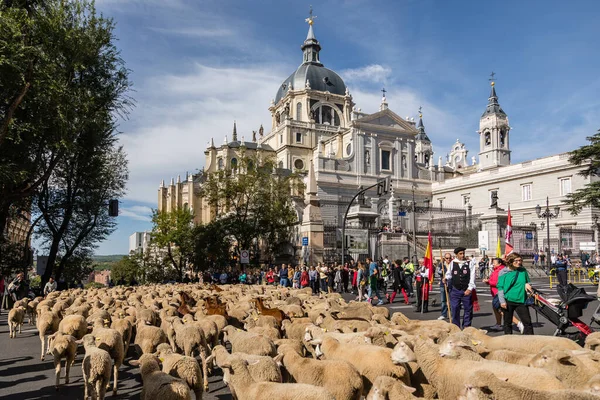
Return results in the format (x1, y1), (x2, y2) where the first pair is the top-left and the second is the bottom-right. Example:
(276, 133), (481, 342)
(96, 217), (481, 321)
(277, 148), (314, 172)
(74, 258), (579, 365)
(549, 267), (598, 288)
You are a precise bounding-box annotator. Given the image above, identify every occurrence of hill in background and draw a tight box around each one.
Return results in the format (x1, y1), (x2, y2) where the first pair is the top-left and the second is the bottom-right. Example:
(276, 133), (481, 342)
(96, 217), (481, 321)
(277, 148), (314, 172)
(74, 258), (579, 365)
(92, 254), (126, 270)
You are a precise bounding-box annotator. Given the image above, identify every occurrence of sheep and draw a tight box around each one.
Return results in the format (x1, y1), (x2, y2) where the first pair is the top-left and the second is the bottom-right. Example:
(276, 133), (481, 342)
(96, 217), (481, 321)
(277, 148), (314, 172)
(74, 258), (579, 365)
(168, 318), (210, 391)
(130, 353), (192, 400)
(463, 327), (582, 353)
(155, 343), (209, 399)
(412, 337), (567, 399)
(47, 332), (77, 390)
(366, 376), (418, 400)
(277, 343), (363, 400)
(281, 320), (312, 341)
(312, 336), (410, 395)
(585, 332), (600, 352)
(460, 370), (599, 400)
(57, 314), (87, 339)
(438, 336), (485, 361)
(189, 317), (219, 349)
(246, 325), (280, 341)
(37, 311), (60, 360)
(134, 321), (169, 354)
(484, 349), (536, 365)
(111, 317), (133, 357)
(244, 314), (279, 330)
(390, 340), (436, 399)
(221, 325), (276, 356)
(219, 357), (335, 400)
(212, 344), (283, 384)
(8, 306), (25, 338)
(273, 338), (306, 357)
(79, 334), (113, 400)
(528, 347), (599, 389)
(91, 319), (124, 396)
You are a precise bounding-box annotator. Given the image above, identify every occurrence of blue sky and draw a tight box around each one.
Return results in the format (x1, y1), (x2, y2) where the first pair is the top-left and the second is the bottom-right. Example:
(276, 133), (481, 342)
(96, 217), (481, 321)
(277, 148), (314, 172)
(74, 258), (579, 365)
(92, 0), (600, 255)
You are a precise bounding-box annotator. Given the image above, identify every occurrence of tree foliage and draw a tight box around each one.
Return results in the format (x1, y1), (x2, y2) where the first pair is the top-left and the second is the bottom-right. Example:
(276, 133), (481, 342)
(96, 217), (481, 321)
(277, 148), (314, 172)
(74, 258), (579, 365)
(111, 255), (142, 285)
(0, 0), (132, 262)
(151, 208), (195, 281)
(194, 219), (232, 270)
(201, 153), (300, 262)
(563, 129), (600, 215)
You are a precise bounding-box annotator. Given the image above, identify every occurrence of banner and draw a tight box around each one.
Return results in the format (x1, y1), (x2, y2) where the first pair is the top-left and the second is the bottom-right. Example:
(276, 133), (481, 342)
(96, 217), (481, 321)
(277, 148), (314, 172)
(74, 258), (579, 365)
(505, 207), (514, 256)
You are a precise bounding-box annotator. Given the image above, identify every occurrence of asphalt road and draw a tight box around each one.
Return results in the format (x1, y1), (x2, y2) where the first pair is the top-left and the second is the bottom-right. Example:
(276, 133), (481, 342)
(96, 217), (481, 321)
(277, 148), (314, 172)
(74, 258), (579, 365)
(0, 277), (598, 399)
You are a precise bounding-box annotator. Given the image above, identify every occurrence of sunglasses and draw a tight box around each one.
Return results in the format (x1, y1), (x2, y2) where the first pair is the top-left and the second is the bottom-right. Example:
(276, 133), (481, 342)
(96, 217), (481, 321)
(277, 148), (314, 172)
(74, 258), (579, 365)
(444, 257), (452, 260)
(513, 259), (523, 263)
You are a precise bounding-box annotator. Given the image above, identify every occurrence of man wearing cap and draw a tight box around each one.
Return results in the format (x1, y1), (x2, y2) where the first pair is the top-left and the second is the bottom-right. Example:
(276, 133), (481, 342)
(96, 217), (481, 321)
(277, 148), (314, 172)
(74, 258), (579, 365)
(443, 246), (477, 328)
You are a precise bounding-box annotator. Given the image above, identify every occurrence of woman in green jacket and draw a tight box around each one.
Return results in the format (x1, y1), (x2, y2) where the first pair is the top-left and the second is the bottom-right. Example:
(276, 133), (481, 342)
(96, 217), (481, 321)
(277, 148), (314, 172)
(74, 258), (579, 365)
(497, 253), (534, 335)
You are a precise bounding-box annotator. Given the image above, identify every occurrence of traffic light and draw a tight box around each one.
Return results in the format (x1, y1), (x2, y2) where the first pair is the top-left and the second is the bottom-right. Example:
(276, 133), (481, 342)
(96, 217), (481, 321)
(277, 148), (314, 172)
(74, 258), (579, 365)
(377, 176), (391, 196)
(108, 199), (119, 217)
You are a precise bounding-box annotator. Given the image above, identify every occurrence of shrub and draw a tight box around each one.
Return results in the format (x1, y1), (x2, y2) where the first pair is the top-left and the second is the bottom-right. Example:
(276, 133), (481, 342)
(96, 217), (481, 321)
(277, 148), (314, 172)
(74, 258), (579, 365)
(85, 281), (105, 289)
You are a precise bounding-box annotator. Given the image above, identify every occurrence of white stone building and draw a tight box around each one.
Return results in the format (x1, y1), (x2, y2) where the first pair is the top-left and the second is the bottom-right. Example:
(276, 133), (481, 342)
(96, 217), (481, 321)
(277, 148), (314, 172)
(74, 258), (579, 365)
(155, 14), (598, 263)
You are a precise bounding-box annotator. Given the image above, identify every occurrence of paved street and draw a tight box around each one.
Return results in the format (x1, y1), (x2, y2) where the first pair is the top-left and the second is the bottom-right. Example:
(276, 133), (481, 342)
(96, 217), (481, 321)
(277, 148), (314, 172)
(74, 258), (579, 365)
(0, 277), (598, 399)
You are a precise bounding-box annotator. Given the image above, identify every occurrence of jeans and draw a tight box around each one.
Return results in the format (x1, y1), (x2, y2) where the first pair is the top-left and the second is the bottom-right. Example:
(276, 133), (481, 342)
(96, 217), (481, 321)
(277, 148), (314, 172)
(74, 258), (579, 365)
(440, 283), (448, 317)
(404, 276), (413, 296)
(280, 278), (289, 287)
(503, 301), (534, 335)
(320, 278), (327, 292)
(557, 268), (568, 286)
(310, 280), (317, 294)
(369, 280), (385, 302)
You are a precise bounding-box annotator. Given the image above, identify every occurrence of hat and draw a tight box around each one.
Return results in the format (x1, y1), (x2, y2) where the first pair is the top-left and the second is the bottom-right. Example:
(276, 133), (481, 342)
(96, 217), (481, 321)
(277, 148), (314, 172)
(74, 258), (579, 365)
(454, 247), (466, 254)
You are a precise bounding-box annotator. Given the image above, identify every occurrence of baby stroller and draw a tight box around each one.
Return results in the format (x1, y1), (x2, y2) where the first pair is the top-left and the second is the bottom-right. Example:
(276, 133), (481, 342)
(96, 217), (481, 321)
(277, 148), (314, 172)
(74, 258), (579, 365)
(529, 284), (596, 344)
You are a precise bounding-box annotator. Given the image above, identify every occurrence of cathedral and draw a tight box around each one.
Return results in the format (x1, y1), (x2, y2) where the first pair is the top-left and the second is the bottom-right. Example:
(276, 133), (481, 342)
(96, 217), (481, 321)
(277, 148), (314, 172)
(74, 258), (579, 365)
(157, 14), (597, 264)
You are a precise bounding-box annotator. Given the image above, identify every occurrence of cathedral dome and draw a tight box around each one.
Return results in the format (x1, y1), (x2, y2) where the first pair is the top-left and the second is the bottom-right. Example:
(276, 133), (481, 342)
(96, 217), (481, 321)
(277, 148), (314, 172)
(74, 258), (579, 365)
(274, 17), (346, 105)
(274, 64), (346, 104)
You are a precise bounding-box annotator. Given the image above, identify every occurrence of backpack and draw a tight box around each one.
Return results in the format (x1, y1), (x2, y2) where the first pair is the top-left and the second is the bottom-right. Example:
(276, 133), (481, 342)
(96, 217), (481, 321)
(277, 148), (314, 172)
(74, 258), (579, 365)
(381, 264), (388, 278)
(404, 263), (414, 275)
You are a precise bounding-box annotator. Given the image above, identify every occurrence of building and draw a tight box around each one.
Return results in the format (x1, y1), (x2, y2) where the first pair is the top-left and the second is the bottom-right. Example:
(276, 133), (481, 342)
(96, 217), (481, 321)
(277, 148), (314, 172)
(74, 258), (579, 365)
(158, 13), (598, 263)
(129, 231), (152, 255)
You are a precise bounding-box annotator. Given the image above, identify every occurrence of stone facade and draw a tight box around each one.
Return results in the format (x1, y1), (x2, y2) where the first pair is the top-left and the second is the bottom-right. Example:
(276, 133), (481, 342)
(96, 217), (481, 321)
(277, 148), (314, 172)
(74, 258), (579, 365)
(154, 15), (598, 262)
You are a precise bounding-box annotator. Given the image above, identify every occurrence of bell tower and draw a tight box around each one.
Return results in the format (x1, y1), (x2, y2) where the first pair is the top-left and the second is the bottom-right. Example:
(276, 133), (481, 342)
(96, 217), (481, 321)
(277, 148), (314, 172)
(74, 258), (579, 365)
(478, 76), (511, 170)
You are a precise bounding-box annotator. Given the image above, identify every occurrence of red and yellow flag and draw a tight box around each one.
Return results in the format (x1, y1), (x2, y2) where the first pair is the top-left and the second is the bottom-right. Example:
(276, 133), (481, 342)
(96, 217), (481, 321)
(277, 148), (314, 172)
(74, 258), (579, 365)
(424, 231), (433, 282)
(505, 207), (514, 256)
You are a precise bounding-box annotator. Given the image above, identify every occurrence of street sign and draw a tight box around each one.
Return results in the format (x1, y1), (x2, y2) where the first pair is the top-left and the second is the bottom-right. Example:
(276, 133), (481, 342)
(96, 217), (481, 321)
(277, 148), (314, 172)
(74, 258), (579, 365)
(302, 237), (308, 246)
(478, 231), (489, 252)
(398, 211), (407, 217)
(240, 249), (249, 264)
(525, 232), (533, 240)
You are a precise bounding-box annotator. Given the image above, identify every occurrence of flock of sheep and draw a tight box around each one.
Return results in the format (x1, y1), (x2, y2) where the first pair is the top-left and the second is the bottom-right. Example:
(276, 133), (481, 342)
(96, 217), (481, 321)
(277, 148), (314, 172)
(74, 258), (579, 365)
(7, 282), (600, 399)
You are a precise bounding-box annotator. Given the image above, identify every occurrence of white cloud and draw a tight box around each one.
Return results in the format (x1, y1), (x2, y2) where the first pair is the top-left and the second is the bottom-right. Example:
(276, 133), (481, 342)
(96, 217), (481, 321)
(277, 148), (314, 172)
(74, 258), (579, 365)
(342, 64), (392, 84)
(119, 205), (153, 222)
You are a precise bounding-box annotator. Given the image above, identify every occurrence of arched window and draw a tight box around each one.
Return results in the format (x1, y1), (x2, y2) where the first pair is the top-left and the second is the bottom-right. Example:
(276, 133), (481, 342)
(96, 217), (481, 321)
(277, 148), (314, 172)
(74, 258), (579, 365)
(313, 105), (340, 126)
(500, 130), (506, 147)
(231, 158), (238, 169)
(218, 158), (224, 170)
(296, 102), (302, 121)
(484, 132), (491, 146)
(424, 154), (430, 167)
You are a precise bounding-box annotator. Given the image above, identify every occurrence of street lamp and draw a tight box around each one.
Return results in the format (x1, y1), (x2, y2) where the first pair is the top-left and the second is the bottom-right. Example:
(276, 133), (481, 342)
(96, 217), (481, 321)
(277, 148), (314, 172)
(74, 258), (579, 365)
(536, 197), (560, 271)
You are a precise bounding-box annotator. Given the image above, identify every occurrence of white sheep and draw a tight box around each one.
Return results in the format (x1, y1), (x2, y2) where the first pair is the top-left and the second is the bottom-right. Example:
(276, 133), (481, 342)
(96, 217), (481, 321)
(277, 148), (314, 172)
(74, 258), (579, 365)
(528, 347), (599, 389)
(79, 334), (113, 400)
(155, 343), (211, 398)
(312, 336), (410, 395)
(37, 310), (60, 360)
(221, 325), (276, 357)
(389, 339), (436, 399)
(91, 319), (124, 396)
(463, 327), (582, 353)
(8, 306), (25, 338)
(130, 353), (192, 400)
(211, 345), (283, 384)
(111, 317), (133, 357)
(413, 337), (567, 399)
(47, 332), (77, 390)
(366, 376), (418, 400)
(57, 314), (88, 339)
(277, 343), (362, 400)
(134, 321), (169, 354)
(460, 370), (599, 400)
(220, 357), (335, 400)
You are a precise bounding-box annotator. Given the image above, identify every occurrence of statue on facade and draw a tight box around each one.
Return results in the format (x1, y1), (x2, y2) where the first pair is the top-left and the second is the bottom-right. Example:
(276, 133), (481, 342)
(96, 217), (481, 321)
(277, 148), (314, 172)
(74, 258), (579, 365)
(252, 130), (257, 142)
(365, 150), (370, 165)
(259, 124), (264, 137)
(490, 190), (499, 209)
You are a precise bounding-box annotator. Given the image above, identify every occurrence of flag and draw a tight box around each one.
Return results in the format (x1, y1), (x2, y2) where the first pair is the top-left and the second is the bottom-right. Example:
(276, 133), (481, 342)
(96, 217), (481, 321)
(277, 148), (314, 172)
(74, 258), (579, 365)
(505, 206), (514, 256)
(495, 237), (502, 258)
(424, 231), (433, 282)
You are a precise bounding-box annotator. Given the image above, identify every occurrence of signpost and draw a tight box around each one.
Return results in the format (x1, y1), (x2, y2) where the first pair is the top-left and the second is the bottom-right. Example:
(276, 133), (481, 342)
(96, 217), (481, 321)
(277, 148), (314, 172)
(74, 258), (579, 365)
(302, 237), (308, 246)
(240, 249), (250, 264)
(478, 231), (489, 252)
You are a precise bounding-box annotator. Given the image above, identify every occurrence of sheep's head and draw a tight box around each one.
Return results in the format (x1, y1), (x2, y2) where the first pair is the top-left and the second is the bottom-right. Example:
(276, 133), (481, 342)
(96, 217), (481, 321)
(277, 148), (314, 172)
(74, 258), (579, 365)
(367, 376), (416, 400)
(528, 348), (574, 369)
(391, 341), (416, 364)
(439, 338), (477, 359)
(130, 354), (161, 376)
(583, 374), (600, 395)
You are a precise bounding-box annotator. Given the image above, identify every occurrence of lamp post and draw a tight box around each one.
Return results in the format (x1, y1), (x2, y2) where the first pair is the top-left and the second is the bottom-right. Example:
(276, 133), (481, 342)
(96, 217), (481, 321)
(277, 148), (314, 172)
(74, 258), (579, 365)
(536, 197), (560, 271)
(397, 183), (430, 263)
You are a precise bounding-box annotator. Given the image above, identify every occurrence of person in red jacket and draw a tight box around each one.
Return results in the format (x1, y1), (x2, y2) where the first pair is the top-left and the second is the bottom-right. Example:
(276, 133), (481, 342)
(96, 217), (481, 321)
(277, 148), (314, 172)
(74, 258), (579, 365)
(266, 268), (275, 285)
(300, 267), (309, 288)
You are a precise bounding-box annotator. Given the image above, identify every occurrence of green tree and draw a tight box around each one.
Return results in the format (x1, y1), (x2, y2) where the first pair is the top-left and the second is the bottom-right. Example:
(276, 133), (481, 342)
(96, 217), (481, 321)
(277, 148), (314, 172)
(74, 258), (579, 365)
(194, 219), (232, 271)
(201, 154), (299, 261)
(563, 129), (600, 215)
(111, 254), (142, 285)
(151, 208), (195, 281)
(0, 0), (132, 259)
